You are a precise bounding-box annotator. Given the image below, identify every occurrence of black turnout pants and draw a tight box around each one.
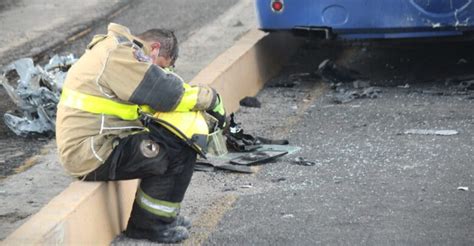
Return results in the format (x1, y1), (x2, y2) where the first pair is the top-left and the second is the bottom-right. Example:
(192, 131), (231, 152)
(84, 123), (196, 205)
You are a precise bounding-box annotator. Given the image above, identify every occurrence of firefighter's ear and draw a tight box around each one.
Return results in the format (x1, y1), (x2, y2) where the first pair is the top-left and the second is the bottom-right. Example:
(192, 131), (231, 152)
(150, 42), (161, 50)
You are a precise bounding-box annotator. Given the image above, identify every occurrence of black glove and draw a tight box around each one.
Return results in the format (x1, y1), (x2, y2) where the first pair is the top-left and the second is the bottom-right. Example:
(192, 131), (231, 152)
(206, 94), (226, 129)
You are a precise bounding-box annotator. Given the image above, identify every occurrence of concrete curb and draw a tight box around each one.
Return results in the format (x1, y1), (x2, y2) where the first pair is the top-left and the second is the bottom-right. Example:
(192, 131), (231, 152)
(2, 30), (302, 245)
(0, 0), (132, 67)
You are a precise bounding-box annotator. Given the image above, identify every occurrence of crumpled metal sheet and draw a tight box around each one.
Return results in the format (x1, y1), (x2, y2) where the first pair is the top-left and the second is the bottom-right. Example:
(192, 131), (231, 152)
(0, 54), (76, 137)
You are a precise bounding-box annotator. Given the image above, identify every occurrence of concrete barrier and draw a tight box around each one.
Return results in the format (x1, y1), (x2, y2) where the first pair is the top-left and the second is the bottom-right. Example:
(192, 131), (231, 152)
(2, 29), (302, 245)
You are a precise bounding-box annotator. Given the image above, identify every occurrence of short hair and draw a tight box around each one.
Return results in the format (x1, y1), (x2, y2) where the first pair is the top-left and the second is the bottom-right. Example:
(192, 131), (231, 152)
(137, 29), (179, 65)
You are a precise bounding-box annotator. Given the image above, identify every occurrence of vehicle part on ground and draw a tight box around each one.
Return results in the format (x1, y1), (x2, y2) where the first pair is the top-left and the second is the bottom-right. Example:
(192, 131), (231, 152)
(0, 55), (76, 136)
(229, 150), (288, 165)
(195, 159), (255, 173)
(225, 113), (262, 152)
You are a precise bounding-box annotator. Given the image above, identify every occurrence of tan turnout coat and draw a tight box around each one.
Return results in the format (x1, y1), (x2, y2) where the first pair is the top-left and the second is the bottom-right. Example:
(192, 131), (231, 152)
(56, 23), (215, 177)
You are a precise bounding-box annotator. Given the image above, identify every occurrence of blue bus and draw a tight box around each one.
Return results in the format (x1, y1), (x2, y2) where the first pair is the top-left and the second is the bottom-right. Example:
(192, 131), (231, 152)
(255, 0), (474, 39)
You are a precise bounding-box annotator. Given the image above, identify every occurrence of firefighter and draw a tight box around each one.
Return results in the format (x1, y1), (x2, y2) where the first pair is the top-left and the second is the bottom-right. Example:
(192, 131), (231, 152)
(55, 23), (226, 243)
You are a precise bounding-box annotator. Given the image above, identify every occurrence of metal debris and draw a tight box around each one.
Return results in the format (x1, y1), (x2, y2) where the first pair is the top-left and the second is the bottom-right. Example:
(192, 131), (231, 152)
(397, 83), (410, 89)
(457, 186), (469, 191)
(271, 177), (287, 182)
(317, 59), (362, 84)
(317, 59), (382, 104)
(281, 213), (294, 219)
(332, 86), (382, 104)
(291, 157), (316, 166)
(458, 80), (474, 90)
(0, 55), (76, 136)
(403, 129), (459, 136)
(457, 58), (468, 64)
(352, 80), (370, 89)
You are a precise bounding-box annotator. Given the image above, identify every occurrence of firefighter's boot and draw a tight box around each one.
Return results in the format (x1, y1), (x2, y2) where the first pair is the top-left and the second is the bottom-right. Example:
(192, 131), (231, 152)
(125, 202), (189, 243)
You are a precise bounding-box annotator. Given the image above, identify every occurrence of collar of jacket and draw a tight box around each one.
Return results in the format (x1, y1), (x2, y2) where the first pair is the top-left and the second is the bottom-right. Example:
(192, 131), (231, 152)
(107, 23), (152, 55)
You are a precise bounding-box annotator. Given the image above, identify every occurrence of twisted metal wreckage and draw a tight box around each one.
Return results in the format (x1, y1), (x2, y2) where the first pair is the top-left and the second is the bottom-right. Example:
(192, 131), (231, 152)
(0, 55), (77, 136)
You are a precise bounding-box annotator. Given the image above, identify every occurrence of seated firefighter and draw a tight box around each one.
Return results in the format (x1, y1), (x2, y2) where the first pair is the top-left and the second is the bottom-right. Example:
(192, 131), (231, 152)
(55, 23), (226, 243)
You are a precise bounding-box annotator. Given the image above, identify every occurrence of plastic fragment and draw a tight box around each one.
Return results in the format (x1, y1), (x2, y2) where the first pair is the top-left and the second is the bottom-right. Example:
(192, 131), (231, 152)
(403, 129), (459, 136)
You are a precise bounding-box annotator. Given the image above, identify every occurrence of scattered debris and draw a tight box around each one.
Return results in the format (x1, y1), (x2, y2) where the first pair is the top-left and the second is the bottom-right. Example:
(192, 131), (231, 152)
(281, 213), (294, 219)
(271, 177), (287, 183)
(222, 187), (237, 192)
(457, 186), (469, 191)
(457, 58), (468, 64)
(458, 80), (474, 90)
(194, 163), (215, 172)
(269, 81), (299, 88)
(225, 113), (262, 152)
(333, 176), (343, 184)
(317, 59), (362, 83)
(397, 83), (410, 89)
(403, 129), (459, 136)
(195, 157), (255, 173)
(256, 136), (289, 145)
(291, 157), (316, 166)
(0, 55), (76, 136)
(230, 150), (288, 165)
(332, 86), (382, 104)
(239, 96), (261, 108)
(317, 59), (382, 104)
(352, 80), (370, 89)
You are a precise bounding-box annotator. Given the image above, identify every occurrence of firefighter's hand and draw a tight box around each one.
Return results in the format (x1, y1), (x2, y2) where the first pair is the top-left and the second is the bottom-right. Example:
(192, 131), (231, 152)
(207, 94), (226, 129)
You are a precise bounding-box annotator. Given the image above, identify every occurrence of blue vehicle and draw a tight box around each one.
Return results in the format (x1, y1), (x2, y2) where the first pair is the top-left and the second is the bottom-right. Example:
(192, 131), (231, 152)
(255, 0), (474, 39)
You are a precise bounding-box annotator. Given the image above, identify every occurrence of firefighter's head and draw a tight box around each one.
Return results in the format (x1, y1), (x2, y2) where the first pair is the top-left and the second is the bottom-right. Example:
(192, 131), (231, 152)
(137, 29), (178, 70)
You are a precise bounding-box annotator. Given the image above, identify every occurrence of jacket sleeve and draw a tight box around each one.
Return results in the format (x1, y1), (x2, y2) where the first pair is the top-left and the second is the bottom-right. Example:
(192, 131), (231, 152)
(99, 45), (217, 112)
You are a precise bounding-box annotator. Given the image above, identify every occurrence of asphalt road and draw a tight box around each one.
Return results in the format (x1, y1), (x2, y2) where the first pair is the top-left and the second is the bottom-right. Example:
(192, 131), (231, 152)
(205, 40), (474, 245)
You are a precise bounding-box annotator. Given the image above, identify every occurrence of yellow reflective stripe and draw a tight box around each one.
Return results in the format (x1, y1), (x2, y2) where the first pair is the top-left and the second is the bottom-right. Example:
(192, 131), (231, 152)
(136, 187), (180, 218)
(60, 88), (139, 120)
(174, 83), (198, 111)
(139, 105), (156, 115)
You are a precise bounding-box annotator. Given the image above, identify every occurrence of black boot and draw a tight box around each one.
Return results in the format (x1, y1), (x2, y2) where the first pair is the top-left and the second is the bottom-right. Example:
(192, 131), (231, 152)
(125, 203), (190, 243)
(176, 215), (192, 229)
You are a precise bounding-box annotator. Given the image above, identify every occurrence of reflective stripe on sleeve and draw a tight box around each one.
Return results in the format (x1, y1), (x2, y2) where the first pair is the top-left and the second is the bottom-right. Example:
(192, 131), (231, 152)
(174, 83), (198, 111)
(136, 187), (180, 218)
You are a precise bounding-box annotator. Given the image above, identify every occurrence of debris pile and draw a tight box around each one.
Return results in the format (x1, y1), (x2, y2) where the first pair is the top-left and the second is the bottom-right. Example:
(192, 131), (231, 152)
(317, 59), (382, 104)
(0, 55), (76, 136)
(195, 113), (298, 173)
